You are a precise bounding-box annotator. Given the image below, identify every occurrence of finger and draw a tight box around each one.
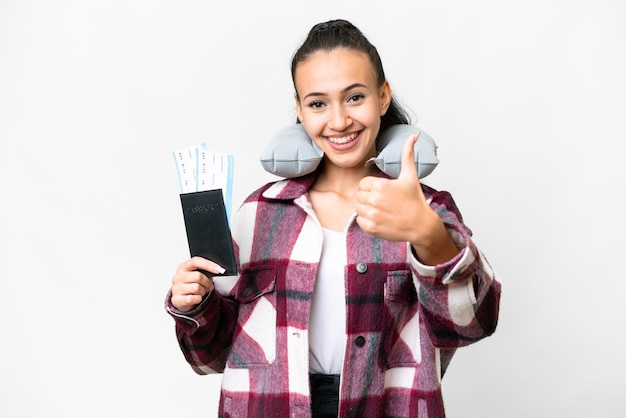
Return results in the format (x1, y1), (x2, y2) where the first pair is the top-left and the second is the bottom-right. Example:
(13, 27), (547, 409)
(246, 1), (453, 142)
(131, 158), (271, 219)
(173, 265), (215, 290)
(358, 172), (393, 197)
(358, 174), (379, 193)
(173, 280), (214, 297)
(171, 293), (205, 312)
(182, 256), (227, 276)
(354, 199), (373, 220)
(174, 269), (214, 289)
(355, 215), (374, 235)
(396, 132), (420, 182)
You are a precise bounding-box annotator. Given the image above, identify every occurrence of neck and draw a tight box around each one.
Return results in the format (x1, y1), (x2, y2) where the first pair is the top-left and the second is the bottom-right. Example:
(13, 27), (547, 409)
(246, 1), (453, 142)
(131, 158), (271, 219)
(312, 162), (378, 195)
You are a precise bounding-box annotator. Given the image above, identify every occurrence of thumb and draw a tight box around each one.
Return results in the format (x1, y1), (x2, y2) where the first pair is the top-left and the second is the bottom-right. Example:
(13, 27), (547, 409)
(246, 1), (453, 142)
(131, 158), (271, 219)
(397, 132), (420, 182)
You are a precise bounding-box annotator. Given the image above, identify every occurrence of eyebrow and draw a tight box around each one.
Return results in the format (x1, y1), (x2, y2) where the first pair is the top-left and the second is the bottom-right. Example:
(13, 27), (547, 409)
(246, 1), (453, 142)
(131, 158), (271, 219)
(302, 83), (368, 101)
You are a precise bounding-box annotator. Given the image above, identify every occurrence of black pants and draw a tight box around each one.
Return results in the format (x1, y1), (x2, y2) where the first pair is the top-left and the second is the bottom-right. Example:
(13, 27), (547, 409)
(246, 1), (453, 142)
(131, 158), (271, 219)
(310, 374), (340, 418)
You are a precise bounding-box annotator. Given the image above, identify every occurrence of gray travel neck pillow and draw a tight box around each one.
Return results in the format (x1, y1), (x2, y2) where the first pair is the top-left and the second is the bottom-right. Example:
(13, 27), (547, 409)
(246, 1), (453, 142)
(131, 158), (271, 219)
(259, 124), (439, 179)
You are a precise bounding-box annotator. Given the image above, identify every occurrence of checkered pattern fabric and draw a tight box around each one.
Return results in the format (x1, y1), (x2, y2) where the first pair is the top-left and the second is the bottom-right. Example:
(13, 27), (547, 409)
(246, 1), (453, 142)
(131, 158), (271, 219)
(166, 170), (501, 417)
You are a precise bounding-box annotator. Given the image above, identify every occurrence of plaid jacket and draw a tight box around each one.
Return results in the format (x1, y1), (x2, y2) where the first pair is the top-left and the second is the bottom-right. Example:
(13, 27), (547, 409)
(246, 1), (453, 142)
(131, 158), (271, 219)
(166, 171), (501, 418)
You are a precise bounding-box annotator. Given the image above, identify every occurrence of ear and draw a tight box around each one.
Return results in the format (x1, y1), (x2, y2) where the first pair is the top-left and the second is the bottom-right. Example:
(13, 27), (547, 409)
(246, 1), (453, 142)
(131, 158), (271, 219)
(379, 81), (392, 116)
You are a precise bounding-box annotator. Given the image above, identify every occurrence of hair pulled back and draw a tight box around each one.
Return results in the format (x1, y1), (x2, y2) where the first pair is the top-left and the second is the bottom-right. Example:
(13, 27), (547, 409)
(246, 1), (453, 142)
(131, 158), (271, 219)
(291, 19), (411, 131)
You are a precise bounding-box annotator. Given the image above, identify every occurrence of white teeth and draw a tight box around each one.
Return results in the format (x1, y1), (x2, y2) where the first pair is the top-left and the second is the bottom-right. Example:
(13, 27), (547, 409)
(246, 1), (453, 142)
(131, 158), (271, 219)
(328, 133), (358, 144)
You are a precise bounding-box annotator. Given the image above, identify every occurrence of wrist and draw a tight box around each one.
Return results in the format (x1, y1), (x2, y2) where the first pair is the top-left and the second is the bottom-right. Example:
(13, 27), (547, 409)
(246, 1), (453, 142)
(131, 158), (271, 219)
(411, 218), (460, 265)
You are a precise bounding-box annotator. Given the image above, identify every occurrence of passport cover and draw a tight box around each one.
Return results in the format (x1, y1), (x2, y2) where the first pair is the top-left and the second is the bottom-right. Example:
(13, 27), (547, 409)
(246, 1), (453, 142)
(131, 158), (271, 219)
(180, 189), (237, 275)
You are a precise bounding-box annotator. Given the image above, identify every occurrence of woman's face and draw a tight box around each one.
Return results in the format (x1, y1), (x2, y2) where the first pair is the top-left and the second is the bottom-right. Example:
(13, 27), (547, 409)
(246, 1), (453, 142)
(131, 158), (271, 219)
(295, 48), (391, 171)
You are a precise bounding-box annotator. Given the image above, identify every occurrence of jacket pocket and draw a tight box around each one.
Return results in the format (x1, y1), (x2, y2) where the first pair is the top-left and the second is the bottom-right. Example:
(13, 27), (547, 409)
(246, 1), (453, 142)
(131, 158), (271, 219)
(227, 265), (277, 368)
(380, 270), (420, 368)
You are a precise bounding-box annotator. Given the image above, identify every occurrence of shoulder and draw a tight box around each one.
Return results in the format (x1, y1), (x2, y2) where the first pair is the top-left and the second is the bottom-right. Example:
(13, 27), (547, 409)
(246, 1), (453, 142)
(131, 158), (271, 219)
(422, 183), (454, 204)
(422, 184), (466, 226)
(243, 171), (319, 204)
(242, 181), (276, 204)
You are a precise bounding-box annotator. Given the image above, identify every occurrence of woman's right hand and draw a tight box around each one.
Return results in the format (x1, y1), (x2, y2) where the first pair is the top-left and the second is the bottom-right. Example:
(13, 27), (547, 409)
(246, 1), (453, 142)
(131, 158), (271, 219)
(170, 257), (226, 312)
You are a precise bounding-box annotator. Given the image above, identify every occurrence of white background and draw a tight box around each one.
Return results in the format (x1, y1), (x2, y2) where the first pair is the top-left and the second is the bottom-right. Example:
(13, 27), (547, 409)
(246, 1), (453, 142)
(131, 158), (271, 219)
(1, 1), (625, 417)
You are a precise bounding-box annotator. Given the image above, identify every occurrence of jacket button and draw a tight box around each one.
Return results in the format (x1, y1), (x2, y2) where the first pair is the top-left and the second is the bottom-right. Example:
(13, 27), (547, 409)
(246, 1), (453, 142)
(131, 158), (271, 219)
(354, 336), (365, 347)
(348, 407), (359, 417)
(356, 262), (367, 273)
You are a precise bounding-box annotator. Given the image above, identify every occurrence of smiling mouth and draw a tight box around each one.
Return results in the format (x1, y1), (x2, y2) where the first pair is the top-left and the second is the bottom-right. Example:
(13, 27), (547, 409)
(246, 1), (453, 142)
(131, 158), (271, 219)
(326, 132), (359, 144)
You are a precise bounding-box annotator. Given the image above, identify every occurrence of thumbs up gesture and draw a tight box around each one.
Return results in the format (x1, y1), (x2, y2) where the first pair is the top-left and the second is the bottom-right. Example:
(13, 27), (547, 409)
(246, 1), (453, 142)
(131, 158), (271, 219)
(356, 133), (459, 263)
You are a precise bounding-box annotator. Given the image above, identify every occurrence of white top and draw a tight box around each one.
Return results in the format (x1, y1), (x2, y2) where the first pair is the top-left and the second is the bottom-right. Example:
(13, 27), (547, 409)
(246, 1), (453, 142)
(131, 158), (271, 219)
(308, 227), (347, 374)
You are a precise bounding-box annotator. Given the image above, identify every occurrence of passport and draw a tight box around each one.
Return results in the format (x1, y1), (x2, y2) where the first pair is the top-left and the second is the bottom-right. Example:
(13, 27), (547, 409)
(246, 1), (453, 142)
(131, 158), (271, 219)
(180, 189), (237, 276)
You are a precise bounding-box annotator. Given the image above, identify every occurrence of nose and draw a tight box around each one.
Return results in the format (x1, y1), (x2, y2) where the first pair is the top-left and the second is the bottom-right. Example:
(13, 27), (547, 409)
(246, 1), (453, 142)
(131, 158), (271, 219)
(328, 104), (351, 131)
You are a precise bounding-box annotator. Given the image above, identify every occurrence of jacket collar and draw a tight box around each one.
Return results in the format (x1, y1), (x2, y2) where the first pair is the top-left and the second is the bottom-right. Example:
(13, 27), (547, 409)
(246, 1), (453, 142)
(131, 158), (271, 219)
(261, 170), (319, 200)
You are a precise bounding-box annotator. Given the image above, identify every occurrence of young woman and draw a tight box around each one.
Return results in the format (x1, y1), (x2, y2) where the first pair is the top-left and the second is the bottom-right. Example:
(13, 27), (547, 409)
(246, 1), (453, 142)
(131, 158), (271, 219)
(166, 19), (501, 418)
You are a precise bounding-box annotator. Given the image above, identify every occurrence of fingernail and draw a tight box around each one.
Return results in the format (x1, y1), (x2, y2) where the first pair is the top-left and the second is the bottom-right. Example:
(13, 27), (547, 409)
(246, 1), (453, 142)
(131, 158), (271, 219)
(216, 265), (226, 274)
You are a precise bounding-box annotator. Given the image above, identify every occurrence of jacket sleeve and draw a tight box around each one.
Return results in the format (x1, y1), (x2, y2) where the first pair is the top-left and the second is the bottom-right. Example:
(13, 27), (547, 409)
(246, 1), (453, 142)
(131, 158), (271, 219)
(165, 284), (240, 374)
(410, 189), (501, 348)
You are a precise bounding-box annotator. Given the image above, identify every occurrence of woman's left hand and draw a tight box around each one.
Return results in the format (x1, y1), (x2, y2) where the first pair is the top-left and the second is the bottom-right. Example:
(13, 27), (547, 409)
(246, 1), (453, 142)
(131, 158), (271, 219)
(356, 133), (459, 263)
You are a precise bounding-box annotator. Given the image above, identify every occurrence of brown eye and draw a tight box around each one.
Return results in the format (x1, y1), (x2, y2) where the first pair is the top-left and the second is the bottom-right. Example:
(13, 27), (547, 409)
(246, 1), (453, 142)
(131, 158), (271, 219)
(347, 93), (365, 103)
(308, 101), (325, 109)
